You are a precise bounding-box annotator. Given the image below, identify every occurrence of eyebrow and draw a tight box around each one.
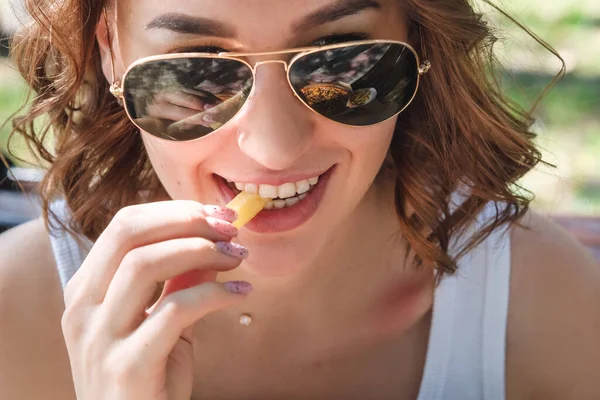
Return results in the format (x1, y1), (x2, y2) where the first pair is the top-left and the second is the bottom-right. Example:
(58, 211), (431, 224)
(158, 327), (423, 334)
(145, 13), (237, 38)
(293, 0), (382, 32)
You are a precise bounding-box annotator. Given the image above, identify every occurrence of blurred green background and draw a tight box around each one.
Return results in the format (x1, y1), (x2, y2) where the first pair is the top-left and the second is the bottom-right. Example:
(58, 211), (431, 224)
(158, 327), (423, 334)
(1, 0), (599, 215)
(485, 0), (600, 216)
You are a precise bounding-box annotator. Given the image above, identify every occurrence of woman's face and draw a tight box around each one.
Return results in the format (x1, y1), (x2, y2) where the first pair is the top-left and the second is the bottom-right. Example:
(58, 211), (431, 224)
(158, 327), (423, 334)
(109, 0), (409, 276)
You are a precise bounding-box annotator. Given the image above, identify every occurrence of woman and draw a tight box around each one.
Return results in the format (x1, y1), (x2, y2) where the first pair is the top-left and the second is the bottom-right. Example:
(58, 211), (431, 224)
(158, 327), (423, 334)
(1, 0), (598, 398)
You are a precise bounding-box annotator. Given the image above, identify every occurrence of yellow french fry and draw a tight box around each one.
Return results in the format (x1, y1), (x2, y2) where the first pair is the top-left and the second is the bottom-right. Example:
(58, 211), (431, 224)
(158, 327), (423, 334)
(226, 192), (270, 228)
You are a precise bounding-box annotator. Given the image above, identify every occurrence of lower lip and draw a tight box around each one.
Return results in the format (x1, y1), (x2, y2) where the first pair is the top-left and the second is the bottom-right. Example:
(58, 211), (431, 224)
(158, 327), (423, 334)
(214, 167), (334, 233)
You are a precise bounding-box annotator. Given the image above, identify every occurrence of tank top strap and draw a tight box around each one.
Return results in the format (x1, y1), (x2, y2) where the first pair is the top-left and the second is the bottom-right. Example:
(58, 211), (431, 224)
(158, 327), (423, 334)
(47, 198), (91, 290)
(417, 200), (511, 400)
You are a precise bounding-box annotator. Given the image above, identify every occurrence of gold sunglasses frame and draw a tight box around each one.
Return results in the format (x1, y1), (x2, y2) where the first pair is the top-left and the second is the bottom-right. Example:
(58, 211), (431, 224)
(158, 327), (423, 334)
(106, 15), (431, 141)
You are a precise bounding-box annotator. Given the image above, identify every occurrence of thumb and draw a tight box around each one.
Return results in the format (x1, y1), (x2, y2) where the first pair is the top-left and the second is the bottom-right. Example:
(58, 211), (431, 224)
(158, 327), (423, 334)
(163, 269), (218, 297)
(166, 333), (195, 400)
(163, 270), (214, 399)
(147, 269), (218, 314)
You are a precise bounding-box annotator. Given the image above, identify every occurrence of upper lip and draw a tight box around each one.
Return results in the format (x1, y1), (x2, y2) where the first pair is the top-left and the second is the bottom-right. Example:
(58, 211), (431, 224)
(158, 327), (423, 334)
(216, 166), (332, 186)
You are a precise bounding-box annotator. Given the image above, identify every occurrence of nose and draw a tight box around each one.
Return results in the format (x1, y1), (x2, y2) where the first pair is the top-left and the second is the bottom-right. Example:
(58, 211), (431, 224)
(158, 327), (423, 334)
(236, 63), (314, 171)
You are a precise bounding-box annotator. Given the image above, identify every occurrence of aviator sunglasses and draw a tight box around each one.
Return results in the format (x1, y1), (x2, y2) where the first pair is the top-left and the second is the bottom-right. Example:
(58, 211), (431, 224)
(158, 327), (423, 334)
(107, 26), (431, 142)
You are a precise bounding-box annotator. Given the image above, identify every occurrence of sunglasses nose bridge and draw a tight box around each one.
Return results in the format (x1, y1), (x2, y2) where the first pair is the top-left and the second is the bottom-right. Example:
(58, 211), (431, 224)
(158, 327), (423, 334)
(252, 59), (289, 72)
(249, 59), (297, 101)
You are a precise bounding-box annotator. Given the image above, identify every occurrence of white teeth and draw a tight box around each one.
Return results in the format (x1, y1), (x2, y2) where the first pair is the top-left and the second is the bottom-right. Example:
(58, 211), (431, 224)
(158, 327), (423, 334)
(259, 184), (278, 199)
(296, 180), (310, 194)
(245, 183), (258, 194)
(255, 193), (308, 211)
(232, 174), (320, 199)
(285, 197), (299, 207)
(278, 182), (297, 199)
(273, 199), (286, 209)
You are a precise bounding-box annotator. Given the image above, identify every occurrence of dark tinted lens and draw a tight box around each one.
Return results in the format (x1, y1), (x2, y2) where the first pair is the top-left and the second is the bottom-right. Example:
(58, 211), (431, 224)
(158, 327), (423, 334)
(289, 43), (419, 126)
(123, 57), (253, 141)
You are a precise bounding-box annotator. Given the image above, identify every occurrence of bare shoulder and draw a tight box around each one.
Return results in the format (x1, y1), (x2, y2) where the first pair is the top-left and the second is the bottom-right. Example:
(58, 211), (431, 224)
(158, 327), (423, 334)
(506, 210), (600, 399)
(0, 219), (76, 399)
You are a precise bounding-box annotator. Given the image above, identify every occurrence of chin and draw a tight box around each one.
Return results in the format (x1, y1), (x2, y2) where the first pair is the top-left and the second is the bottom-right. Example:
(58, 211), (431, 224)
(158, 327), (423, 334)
(235, 215), (344, 276)
(237, 240), (316, 277)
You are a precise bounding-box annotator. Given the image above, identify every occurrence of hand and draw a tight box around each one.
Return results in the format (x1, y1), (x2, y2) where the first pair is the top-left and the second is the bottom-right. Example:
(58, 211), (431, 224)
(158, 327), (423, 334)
(61, 201), (251, 400)
(134, 89), (222, 138)
(166, 90), (246, 134)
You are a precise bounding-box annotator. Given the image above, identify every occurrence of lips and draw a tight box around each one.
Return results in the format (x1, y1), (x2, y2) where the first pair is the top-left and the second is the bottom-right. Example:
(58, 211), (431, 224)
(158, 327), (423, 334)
(214, 166), (335, 233)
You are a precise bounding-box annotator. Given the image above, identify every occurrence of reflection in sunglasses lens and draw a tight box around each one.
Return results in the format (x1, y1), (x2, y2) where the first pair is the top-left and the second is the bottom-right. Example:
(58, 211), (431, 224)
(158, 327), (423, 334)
(123, 58), (253, 141)
(289, 43), (419, 126)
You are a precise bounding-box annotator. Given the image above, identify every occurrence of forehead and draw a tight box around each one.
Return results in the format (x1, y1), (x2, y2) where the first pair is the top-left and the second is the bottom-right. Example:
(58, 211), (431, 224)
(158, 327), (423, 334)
(117, 0), (405, 49)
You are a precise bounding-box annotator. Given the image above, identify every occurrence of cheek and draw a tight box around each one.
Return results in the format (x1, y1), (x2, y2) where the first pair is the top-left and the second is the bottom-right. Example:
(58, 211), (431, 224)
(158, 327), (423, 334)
(322, 118), (395, 204)
(143, 134), (183, 168)
(342, 119), (396, 195)
(141, 132), (211, 195)
(345, 118), (396, 166)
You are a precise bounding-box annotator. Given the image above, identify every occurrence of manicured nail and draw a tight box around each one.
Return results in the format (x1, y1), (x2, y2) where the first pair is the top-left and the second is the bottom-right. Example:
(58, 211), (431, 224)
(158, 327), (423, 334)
(223, 280), (253, 295)
(204, 205), (237, 222)
(215, 241), (249, 259)
(206, 217), (238, 237)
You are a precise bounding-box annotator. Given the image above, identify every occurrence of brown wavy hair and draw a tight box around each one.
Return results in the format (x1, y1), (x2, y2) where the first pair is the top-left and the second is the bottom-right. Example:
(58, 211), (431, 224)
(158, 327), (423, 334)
(5, 0), (562, 276)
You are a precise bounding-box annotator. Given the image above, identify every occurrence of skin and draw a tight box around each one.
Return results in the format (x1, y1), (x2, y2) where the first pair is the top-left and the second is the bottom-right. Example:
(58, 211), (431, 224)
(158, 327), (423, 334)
(0, 0), (599, 399)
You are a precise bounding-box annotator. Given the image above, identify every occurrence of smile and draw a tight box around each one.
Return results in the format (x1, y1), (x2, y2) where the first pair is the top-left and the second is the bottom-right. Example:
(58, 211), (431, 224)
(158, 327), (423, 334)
(214, 167), (335, 233)
(227, 176), (320, 210)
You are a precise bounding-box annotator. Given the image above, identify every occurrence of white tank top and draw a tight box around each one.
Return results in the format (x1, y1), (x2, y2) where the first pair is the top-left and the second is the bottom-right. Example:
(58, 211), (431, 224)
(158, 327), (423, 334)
(47, 198), (511, 400)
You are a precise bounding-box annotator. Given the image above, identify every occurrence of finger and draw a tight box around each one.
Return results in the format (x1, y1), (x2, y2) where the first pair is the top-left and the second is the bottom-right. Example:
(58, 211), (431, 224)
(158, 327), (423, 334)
(160, 91), (211, 111)
(168, 91), (244, 130)
(64, 201), (237, 307)
(100, 238), (247, 335)
(128, 281), (251, 366)
(167, 112), (215, 132)
(146, 102), (200, 122)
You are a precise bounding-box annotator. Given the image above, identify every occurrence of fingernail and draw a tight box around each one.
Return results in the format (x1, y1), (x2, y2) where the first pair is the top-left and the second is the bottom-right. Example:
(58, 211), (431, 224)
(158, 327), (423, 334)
(204, 205), (237, 222)
(206, 217), (238, 237)
(215, 241), (249, 259)
(223, 280), (253, 295)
